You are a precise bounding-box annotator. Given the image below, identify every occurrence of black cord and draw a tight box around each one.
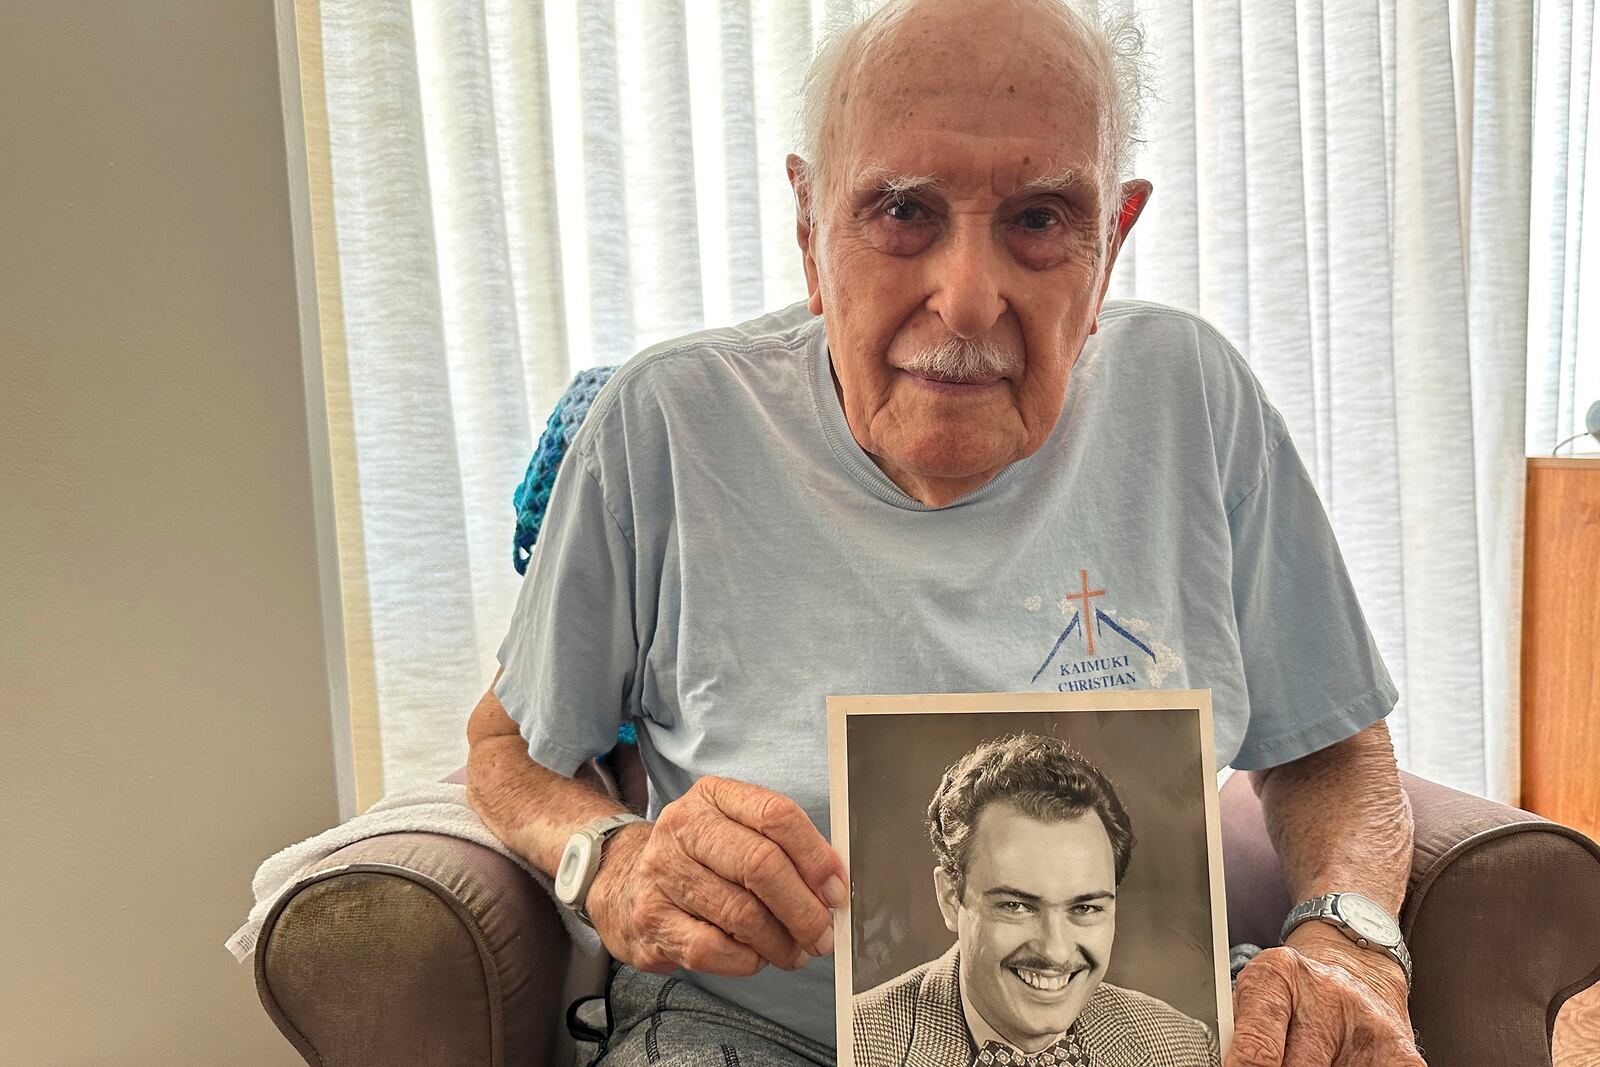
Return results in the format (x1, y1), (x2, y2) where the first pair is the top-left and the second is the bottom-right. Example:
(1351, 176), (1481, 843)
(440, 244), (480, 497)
(567, 993), (610, 1045)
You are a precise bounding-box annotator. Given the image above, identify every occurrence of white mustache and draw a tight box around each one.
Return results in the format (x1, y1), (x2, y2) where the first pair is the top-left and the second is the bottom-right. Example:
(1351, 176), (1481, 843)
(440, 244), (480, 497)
(895, 336), (1021, 383)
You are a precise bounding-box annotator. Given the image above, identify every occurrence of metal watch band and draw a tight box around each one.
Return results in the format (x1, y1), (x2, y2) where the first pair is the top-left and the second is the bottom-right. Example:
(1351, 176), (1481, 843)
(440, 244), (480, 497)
(1282, 895), (1338, 934)
(1282, 893), (1412, 987)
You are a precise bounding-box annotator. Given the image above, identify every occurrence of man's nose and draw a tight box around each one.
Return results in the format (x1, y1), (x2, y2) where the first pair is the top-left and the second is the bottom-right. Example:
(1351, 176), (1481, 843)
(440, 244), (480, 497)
(925, 223), (1006, 340)
(1033, 909), (1078, 966)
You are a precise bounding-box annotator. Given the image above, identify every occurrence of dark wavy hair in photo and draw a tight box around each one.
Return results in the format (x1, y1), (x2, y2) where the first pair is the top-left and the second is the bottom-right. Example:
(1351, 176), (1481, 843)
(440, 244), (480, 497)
(926, 732), (1137, 900)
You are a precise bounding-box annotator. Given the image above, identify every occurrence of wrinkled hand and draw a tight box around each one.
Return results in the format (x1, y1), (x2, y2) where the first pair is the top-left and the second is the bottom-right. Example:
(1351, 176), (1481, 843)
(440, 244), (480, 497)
(1228, 927), (1424, 1066)
(586, 775), (848, 977)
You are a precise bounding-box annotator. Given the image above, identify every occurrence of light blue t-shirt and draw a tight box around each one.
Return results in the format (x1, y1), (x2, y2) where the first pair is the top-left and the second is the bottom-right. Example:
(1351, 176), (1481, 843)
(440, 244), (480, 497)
(494, 299), (1396, 1047)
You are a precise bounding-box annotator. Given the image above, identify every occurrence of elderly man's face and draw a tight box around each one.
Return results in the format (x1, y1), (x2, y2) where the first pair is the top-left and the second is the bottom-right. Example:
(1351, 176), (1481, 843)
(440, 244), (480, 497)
(935, 805), (1117, 1053)
(789, 0), (1149, 506)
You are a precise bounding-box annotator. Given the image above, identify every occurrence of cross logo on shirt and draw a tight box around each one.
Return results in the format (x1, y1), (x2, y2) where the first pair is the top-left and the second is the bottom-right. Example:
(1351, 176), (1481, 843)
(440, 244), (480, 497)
(1059, 570), (1107, 655)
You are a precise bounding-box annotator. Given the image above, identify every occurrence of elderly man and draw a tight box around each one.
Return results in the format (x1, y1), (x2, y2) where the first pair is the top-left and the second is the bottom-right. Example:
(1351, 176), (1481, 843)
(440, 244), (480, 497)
(467, 0), (1423, 1065)
(854, 733), (1219, 1066)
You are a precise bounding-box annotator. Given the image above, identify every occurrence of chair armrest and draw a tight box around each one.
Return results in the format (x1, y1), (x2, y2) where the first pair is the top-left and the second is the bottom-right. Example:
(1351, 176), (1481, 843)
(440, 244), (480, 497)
(254, 830), (601, 1066)
(1221, 769), (1600, 1066)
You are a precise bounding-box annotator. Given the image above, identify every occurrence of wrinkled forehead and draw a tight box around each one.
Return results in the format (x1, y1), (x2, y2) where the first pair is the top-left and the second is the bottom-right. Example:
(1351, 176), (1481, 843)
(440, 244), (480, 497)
(831, 1), (1111, 199)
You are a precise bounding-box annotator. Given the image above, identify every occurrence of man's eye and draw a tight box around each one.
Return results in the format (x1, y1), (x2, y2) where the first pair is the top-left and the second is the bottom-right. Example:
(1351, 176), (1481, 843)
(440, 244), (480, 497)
(884, 197), (924, 223)
(1019, 207), (1061, 231)
(999, 901), (1032, 914)
(1071, 903), (1104, 916)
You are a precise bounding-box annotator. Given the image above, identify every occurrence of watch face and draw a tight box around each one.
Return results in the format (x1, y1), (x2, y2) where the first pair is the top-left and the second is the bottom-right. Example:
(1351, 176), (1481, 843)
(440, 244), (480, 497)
(1334, 894), (1400, 944)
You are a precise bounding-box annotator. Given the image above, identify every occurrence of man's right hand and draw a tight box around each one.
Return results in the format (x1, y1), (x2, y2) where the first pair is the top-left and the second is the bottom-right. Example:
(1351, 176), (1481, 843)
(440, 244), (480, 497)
(586, 775), (849, 977)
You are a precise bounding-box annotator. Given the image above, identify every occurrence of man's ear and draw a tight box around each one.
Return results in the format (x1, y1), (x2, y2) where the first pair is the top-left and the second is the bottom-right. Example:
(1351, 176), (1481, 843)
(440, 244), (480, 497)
(787, 153), (824, 316)
(934, 866), (961, 935)
(1089, 178), (1153, 334)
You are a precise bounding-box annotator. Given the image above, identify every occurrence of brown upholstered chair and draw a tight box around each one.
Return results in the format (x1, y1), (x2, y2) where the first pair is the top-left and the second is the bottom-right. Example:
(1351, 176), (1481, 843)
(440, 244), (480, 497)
(252, 762), (1600, 1066)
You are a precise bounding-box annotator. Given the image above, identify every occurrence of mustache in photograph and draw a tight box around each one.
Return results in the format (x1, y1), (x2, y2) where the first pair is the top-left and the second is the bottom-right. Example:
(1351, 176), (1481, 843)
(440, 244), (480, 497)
(1002, 949), (1094, 975)
(893, 336), (1022, 383)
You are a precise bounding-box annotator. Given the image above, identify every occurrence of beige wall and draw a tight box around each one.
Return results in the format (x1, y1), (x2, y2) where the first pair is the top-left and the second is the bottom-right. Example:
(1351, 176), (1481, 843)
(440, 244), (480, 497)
(1, 2), (339, 1062)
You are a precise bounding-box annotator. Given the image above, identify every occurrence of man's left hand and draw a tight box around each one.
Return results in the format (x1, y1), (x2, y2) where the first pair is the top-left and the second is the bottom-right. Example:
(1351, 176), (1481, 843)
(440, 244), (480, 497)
(1227, 924), (1424, 1066)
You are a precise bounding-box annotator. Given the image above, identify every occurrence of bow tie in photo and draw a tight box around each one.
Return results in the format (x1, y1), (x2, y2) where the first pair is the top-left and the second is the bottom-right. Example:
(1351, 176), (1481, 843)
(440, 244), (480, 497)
(972, 1032), (1089, 1067)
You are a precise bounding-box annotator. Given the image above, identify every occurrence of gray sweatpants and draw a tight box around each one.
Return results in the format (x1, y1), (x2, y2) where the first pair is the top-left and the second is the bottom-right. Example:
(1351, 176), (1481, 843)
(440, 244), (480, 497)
(594, 965), (835, 1066)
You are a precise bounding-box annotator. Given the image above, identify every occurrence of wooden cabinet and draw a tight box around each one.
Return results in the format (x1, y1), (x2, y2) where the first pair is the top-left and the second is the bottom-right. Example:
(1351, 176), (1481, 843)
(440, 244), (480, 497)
(1522, 457), (1600, 837)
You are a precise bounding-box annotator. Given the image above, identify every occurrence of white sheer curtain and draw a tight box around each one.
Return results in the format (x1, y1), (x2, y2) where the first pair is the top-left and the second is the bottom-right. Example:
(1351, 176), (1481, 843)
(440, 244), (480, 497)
(294, 0), (1593, 810)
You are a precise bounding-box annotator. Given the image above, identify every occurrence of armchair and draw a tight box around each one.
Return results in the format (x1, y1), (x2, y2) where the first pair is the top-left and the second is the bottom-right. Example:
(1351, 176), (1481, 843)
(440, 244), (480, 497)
(252, 764), (1600, 1066)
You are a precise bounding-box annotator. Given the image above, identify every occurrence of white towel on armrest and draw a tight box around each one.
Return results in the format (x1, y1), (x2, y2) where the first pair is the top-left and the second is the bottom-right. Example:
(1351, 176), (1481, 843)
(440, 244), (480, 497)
(225, 780), (603, 962)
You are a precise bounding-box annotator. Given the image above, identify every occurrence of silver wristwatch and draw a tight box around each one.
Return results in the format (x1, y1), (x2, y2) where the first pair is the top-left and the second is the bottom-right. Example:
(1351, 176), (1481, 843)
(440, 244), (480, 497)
(1282, 892), (1412, 987)
(553, 813), (647, 927)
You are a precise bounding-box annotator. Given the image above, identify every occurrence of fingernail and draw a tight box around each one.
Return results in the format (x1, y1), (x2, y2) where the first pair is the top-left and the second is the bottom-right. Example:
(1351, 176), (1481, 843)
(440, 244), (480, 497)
(791, 950), (811, 970)
(822, 876), (848, 909)
(811, 926), (835, 957)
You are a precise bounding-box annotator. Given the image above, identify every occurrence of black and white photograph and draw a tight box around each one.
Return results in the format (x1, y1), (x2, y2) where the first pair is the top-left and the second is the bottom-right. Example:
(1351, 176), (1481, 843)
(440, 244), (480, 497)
(829, 691), (1231, 1067)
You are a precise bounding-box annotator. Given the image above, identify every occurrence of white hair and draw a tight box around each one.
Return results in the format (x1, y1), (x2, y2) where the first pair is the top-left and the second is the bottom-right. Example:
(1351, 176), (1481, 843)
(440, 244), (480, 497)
(794, 0), (1153, 229)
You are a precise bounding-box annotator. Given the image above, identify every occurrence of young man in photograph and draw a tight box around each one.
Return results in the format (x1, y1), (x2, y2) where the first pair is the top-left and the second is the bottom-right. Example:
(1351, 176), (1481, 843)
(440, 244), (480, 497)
(852, 733), (1219, 1066)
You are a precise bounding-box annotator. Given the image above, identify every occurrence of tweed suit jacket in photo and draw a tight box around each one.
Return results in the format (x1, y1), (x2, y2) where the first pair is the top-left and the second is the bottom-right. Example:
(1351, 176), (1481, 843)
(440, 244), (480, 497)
(850, 945), (1220, 1067)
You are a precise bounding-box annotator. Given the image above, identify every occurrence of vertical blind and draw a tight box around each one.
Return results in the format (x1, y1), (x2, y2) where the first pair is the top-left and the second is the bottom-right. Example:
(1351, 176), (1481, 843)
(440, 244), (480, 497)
(292, 0), (1596, 813)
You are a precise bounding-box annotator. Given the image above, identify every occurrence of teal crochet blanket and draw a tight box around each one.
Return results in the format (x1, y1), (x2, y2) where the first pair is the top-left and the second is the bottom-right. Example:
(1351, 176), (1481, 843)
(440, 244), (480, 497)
(513, 366), (618, 576)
